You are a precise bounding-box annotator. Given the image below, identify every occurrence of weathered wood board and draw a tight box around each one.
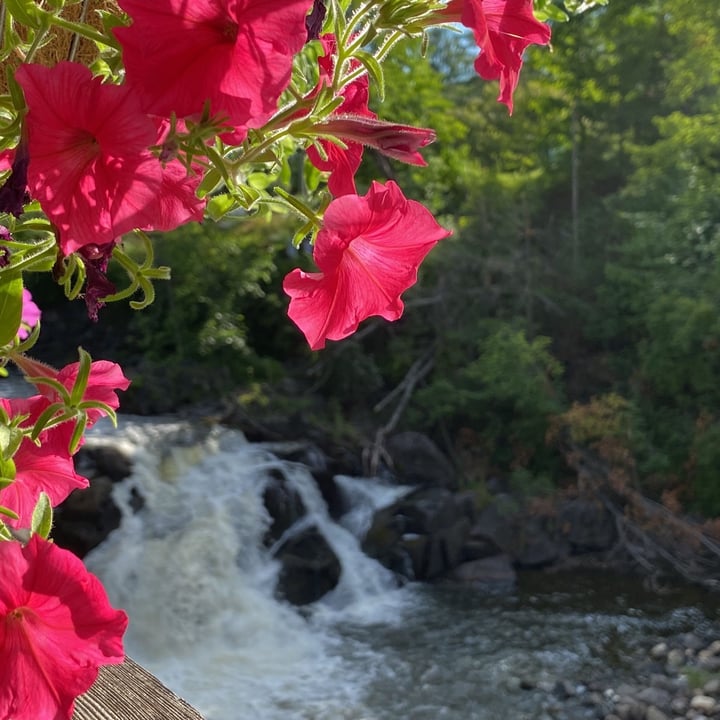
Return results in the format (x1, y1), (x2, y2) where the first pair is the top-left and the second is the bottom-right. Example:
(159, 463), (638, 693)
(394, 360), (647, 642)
(75, 656), (205, 720)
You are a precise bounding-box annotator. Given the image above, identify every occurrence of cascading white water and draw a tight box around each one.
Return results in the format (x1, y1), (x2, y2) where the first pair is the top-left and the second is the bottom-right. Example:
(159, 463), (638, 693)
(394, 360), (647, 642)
(84, 418), (417, 720)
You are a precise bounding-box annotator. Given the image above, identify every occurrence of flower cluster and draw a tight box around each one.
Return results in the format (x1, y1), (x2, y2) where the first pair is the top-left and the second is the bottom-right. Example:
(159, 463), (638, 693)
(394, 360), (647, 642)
(0, 0), (550, 716)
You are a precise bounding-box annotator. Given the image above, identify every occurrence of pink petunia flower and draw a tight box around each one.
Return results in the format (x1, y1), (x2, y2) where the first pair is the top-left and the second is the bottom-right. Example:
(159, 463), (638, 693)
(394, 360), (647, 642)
(0, 406), (88, 528)
(55, 360), (131, 425)
(283, 180), (451, 349)
(16, 62), (205, 255)
(17, 289), (41, 341)
(304, 34), (374, 195)
(0, 535), (127, 720)
(441, 0), (551, 114)
(305, 35), (435, 195)
(114, 0), (314, 138)
(313, 115), (436, 165)
(11, 355), (131, 427)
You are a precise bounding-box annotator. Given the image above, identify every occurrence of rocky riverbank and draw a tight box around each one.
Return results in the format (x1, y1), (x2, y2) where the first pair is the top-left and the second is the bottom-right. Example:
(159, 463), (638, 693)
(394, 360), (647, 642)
(500, 632), (720, 720)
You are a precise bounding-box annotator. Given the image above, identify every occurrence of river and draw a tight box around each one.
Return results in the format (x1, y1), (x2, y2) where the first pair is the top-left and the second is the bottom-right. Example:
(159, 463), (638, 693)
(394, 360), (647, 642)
(76, 420), (720, 720)
(75, 417), (720, 720)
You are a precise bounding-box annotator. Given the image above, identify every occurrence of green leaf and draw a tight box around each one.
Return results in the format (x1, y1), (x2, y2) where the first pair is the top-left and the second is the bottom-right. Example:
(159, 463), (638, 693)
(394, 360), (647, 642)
(353, 50), (386, 102)
(206, 193), (238, 221)
(0, 276), (24, 348)
(4, 0), (42, 27)
(30, 492), (53, 539)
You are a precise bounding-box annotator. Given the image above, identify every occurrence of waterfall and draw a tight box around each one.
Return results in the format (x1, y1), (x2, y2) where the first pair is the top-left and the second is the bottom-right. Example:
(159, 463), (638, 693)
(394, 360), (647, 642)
(84, 417), (415, 720)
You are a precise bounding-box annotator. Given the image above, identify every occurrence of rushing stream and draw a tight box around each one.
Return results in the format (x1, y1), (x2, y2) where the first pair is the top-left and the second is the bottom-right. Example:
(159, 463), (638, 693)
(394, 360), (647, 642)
(81, 417), (720, 720)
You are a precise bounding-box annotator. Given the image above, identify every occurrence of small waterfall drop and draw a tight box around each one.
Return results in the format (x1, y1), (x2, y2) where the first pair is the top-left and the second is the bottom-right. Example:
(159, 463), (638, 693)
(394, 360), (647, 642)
(84, 418), (415, 720)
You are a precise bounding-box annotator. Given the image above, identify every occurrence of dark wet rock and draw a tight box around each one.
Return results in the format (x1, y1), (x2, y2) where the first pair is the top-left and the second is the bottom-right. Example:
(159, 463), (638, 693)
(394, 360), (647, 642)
(362, 487), (473, 580)
(461, 535), (503, 562)
(262, 470), (307, 546)
(515, 514), (569, 568)
(313, 470), (345, 520)
(450, 554), (516, 592)
(77, 443), (133, 483)
(53, 476), (121, 557)
(559, 498), (617, 552)
(273, 526), (341, 606)
(397, 487), (459, 534)
(385, 431), (457, 489)
(470, 494), (518, 553)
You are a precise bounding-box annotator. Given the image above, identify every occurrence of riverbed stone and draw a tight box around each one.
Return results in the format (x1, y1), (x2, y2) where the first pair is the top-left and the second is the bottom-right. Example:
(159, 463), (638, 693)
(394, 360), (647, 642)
(615, 701), (647, 720)
(646, 707), (669, 720)
(670, 697), (688, 714)
(667, 649), (685, 668)
(636, 686), (671, 708)
(451, 554), (517, 592)
(690, 696), (716, 713)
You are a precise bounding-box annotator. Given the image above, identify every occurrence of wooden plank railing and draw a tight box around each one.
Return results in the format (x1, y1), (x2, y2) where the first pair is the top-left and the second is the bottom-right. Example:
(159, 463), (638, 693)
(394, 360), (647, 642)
(75, 657), (205, 720)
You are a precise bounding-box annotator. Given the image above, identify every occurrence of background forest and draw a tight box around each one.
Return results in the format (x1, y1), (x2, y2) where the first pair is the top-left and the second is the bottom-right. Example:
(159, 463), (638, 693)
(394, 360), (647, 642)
(29, 0), (720, 516)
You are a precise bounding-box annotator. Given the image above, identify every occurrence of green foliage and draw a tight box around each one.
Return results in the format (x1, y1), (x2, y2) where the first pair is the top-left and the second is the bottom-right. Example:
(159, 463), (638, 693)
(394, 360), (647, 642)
(688, 421), (720, 516)
(413, 322), (563, 468)
(24, 0), (720, 518)
(123, 216), (296, 394)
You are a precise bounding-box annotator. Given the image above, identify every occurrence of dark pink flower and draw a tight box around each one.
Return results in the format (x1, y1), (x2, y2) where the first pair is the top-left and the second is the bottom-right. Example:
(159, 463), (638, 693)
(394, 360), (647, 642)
(0, 140), (30, 217)
(0, 535), (127, 720)
(17, 62), (158, 253)
(115, 0), (314, 137)
(441, 0), (551, 114)
(77, 243), (118, 322)
(313, 115), (435, 165)
(18, 289), (41, 341)
(55, 360), (131, 423)
(11, 356), (131, 427)
(283, 181), (451, 349)
(304, 34), (374, 195)
(16, 62), (205, 255)
(305, 35), (435, 194)
(0, 410), (87, 528)
(305, 0), (327, 41)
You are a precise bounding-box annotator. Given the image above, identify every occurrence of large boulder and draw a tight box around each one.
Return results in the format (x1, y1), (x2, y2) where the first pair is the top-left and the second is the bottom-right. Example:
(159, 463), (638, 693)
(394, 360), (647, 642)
(362, 487), (472, 580)
(558, 498), (617, 552)
(274, 526), (341, 605)
(52, 476), (123, 558)
(470, 494), (569, 568)
(385, 431), (457, 489)
(53, 441), (137, 558)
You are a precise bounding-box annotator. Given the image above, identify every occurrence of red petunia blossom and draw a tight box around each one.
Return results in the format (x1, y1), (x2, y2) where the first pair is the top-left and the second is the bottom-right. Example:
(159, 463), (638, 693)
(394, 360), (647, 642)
(11, 356), (130, 428)
(55, 360), (131, 425)
(305, 35), (435, 195)
(0, 408), (87, 528)
(114, 0), (314, 138)
(283, 181), (451, 350)
(313, 115), (435, 165)
(16, 62), (205, 255)
(0, 535), (127, 720)
(304, 34), (373, 195)
(441, 0), (551, 114)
